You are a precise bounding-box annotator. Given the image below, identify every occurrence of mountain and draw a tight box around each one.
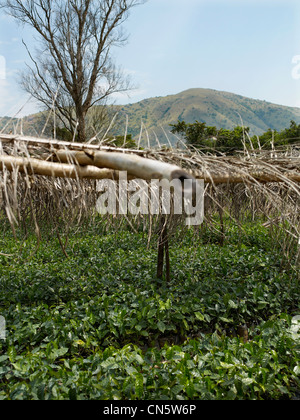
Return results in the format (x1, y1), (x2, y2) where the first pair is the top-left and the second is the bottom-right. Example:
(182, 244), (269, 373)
(110, 88), (300, 145)
(2, 88), (300, 146)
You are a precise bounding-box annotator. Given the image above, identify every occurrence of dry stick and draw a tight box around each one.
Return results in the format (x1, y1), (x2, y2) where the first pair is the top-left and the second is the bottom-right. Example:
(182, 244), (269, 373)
(218, 196), (225, 246)
(72, 122), (79, 142)
(2, 170), (17, 237)
(235, 112), (250, 158)
(153, 130), (161, 148)
(55, 226), (69, 259)
(143, 122), (150, 149)
(0, 96), (33, 135)
(157, 215), (165, 280)
(164, 223), (170, 283)
(41, 86), (61, 138)
(160, 125), (173, 149)
(138, 121), (143, 149)
(171, 132), (189, 150)
(53, 103), (57, 140)
(122, 114), (129, 148)
(17, 165), (42, 262)
(99, 112), (119, 144)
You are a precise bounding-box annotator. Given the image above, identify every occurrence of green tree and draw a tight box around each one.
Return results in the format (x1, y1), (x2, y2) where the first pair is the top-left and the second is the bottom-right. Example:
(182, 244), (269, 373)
(218, 126), (250, 152)
(170, 120), (218, 149)
(279, 120), (300, 144)
(252, 128), (280, 149)
(170, 120), (249, 154)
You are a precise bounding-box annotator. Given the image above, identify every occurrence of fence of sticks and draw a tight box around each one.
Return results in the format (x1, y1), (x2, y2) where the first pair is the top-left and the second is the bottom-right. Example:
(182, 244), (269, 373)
(0, 132), (300, 278)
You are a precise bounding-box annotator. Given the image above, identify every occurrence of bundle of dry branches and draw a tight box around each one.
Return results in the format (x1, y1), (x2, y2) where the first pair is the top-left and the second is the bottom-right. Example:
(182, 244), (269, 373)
(0, 133), (299, 268)
(1, 133), (299, 184)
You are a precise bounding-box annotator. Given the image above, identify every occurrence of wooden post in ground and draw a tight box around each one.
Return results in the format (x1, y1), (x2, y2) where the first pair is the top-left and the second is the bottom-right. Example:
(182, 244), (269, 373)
(157, 215), (170, 282)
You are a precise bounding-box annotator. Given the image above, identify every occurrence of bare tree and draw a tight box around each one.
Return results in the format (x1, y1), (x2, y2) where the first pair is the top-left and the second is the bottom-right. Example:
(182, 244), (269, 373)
(1, 0), (144, 142)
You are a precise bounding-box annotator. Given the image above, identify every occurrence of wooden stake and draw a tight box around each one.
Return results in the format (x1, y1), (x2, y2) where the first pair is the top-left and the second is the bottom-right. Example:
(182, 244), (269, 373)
(157, 215), (170, 282)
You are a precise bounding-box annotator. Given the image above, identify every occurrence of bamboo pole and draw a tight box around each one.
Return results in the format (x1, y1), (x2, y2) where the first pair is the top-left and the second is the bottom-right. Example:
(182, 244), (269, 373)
(0, 155), (119, 180)
(54, 151), (300, 184)
(1, 134), (300, 184)
(1, 153), (300, 184)
(55, 150), (194, 182)
(191, 170), (300, 185)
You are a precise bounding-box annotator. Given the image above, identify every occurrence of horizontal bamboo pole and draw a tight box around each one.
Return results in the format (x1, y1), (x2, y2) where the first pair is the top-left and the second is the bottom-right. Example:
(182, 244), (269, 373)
(0, 134), (196, 189)
(0, 155), (120, 180)
(50, 151), (300, 185)
(1, 154), (299, 185)
(192, 170), (300, 184)
(55, 150), (194, 182)
(1, 133), (299, 184)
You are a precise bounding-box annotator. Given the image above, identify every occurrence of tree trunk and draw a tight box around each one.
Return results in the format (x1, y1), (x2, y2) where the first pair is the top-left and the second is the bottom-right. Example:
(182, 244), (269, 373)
(77, 111), (86, 143)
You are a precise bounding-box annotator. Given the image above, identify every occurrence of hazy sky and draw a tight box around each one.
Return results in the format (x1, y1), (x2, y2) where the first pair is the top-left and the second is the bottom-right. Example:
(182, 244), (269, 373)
(0, 0), (300, 117)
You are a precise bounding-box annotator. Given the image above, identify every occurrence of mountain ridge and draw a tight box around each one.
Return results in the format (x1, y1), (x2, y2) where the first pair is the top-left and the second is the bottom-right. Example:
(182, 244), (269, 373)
(111, 88), (300, 141)
(1, 88), (300, 146)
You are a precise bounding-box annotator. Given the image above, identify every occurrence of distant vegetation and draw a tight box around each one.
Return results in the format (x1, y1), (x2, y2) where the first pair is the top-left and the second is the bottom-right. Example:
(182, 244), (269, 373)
(170, 119), (300, 154)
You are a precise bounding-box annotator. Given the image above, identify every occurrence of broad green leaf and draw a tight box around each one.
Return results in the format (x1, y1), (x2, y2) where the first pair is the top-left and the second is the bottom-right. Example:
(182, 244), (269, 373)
(157, 321), (166, 333)
(195, 312), (205, 321)
(258, 301), (268, 310)
(294, 365), (300, 375)
(219, 317), (233, 323)
(8, 347), (17, 363)
(135, 374), (144, 399)
(241, 378), (255, 386)
(220, 362), (235, 369)
(135, 354), (144, 365)
(37, 384), (45, 401)
(74, 340), (85, 347)
(228, 300), (238, 309)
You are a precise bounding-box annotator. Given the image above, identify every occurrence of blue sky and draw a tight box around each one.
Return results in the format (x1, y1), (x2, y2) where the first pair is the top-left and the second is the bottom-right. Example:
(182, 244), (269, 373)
(0, 0), (300, 117)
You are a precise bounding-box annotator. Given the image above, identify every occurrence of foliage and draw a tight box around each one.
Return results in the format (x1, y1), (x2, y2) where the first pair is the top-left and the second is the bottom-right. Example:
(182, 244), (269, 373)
(170, 120), (251, 153)
(170, 119), (300, 154)
(105, 134), (137, 149)
(0, 224), (299, 400)
(255, 120), (300, 147)
(55, 127), (76, 142)
(0, 318), (299, 400)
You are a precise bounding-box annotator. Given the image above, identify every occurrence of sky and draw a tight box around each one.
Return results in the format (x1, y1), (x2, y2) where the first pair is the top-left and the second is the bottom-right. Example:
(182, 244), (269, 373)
(0, 0), (300, 117)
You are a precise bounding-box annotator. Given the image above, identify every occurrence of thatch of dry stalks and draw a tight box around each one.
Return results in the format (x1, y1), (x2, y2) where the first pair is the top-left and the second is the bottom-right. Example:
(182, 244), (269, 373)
(0, 133), (300, 268)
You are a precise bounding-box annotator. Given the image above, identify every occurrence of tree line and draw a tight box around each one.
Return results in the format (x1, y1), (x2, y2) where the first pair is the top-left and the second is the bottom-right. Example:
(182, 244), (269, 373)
(170, 120), (300, 154)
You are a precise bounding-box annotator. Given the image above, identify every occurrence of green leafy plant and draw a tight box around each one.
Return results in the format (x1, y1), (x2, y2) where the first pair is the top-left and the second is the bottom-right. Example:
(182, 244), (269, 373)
(0, 223), (299, 400)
